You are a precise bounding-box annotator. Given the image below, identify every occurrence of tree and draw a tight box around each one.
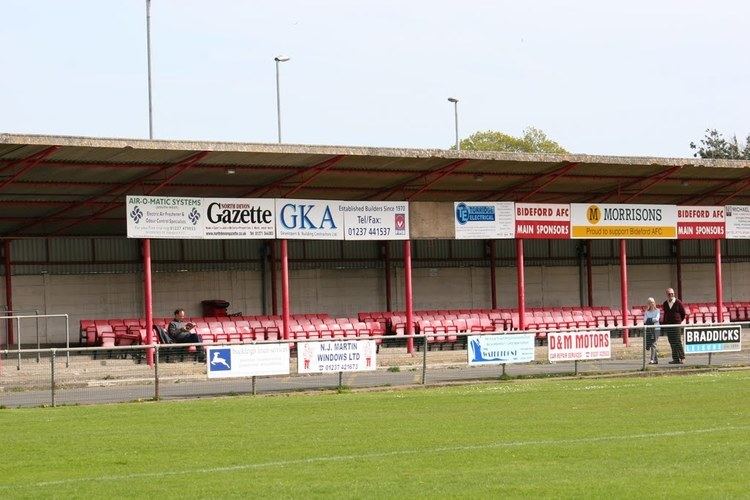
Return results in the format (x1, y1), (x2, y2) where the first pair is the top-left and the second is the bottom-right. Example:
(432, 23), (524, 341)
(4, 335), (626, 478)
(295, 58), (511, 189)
(457, 127), (568, 154)
(690, 129), (750, 159)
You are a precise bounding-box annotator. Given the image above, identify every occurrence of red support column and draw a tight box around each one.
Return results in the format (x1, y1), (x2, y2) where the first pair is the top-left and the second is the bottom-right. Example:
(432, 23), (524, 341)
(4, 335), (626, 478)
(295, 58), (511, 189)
(280, 239), (290, 340)
(3, 240), (13, 347)
(586, 240), (593, 306)
(676, 240), (684, 300)
(403, 240), (414, 354)
(715, 239), (723, 322)
(269, 240), (278, 315)
(489, 240), (497, 309)
(383, 242), (392, 312)
(516, 239), (526, 330)
(619, 239), (629, 346)
(142, 239), (154, 366)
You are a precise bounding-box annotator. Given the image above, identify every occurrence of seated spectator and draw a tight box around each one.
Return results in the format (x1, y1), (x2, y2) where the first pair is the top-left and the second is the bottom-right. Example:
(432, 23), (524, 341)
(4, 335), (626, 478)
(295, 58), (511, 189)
(167, 309), (204, 360)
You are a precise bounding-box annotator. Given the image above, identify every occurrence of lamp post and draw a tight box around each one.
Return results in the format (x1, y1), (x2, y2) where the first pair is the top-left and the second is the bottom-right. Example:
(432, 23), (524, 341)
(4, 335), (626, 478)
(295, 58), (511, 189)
(145, 0), (154, 139)
(274, 55), (290, 143)
(447, 97), (459, 150)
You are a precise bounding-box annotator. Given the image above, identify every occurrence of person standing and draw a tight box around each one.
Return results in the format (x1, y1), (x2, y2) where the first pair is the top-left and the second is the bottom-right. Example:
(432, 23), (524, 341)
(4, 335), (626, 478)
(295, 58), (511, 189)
(643, 297), (661, 364)
(661, 288), (686, 364)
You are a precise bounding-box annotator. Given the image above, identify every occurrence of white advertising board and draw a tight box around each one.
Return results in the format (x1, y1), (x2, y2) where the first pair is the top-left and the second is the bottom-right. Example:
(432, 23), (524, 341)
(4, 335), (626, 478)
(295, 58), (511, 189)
(684, 325), (742, 354)
(339, 201), (409, 240)
(467, 334), (535, 365)
(206, 343), (290, 379)
(297, 339), (377, 373)
(548, 331), (611, 362)
(126, 195), (204, 239)
(275, 199), (345, 240)
(203, 198), (275, 239)
(570, 203), (677, 239)
(454, 201), (515, 239)
(725, 205), (750, 239)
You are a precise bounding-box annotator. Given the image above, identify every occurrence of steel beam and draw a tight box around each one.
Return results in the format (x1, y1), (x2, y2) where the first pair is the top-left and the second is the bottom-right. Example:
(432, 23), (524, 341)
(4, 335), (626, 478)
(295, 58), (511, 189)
(241, 155), (345, 198)
(405, 160), (470, 201)
(11, 151), (208, 236)
(0, 146), (59, 193)
(482, 162), (577, 202)
(366, 160), (469, 201)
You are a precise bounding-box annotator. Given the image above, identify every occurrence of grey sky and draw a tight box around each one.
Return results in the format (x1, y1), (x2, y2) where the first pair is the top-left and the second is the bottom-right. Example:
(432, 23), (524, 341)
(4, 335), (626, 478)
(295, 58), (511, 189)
(1, 0), (747, 157)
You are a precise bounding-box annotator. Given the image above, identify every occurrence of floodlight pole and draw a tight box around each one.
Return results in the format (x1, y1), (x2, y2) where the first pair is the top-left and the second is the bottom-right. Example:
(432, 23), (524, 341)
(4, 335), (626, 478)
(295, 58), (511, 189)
(448, 97), (459, 150)
(274, 56), (290, 143)
(145, 0), (154, 139)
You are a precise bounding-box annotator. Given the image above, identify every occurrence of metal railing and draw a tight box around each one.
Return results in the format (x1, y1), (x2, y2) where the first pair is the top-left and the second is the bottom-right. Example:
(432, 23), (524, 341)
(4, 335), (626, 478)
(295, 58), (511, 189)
(0, 323), (746, 408)
(0, 313), (70, 369)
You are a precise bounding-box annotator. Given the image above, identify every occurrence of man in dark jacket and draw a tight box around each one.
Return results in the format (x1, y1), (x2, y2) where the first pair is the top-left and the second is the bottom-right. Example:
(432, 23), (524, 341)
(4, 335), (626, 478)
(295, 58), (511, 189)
(661, 288), (686, 364)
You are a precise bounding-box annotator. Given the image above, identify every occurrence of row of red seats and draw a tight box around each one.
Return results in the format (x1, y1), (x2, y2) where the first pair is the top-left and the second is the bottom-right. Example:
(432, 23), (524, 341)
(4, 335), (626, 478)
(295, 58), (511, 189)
(80, 316), (383, 347)
(364, 301), (750, 343)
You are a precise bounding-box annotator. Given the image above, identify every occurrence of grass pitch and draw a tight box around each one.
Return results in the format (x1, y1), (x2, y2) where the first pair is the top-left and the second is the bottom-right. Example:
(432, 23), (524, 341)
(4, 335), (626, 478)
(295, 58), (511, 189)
(1, 371), (749, 498)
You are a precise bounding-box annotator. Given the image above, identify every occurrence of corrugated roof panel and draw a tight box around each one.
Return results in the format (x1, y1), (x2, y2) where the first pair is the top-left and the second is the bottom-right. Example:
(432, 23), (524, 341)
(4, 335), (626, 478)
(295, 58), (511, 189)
(94, 238), (140, 261)
(303, 240), (342, 261)
(151, 240), (182, 261)
(450, 240), (484, 260)
(415, 240), (450, 260)
(342, 241), (380, 260)
(183, 240), (223, 261)
(49, 239), (92, 262)
(10, 239), (46, 262)
(223, 240), (264, 261)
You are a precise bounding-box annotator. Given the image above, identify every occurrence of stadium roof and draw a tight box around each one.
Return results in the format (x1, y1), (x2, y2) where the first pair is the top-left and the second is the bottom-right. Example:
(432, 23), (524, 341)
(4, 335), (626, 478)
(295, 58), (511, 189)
(1, 133), (749, 237)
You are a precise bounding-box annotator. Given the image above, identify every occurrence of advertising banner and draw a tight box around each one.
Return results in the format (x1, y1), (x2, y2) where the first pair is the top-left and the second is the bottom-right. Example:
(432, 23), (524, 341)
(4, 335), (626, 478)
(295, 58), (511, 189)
(548, 331), (611, 361)
(677, 206), (725, 239)
(297, 339), (377, 373)
(467, 334), (535, 365)
(454, 201), (515, 239)
(515, 203), (570, 239)
(684, 325), (742, 354)
(203, 198), (275, 239)
(725, 205), (750, 239)
(206, 343), (290, 379)
(339, 201), (409, 240)
(126, 195), (204, 239)
(570, 203), (677, 239)
(275, 199), (345, 240)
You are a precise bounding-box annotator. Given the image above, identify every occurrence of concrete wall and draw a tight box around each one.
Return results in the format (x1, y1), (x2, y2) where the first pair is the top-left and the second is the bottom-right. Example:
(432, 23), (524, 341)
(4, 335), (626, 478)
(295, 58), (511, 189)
(3, 261), (749, 344)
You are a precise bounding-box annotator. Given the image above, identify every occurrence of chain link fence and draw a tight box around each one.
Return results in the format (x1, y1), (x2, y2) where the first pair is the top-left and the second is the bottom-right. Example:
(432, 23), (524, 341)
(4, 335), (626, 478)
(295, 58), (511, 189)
(1, 324), (748, 408)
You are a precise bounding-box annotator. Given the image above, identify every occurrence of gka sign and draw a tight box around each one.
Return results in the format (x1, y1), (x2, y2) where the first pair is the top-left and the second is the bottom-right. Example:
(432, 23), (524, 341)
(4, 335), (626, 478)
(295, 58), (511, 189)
(275, 199), (344, 240)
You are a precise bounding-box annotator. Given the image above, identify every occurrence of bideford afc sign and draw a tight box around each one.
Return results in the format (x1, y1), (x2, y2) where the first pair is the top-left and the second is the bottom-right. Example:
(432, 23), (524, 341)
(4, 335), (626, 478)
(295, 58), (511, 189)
(570, 203), (677, 239)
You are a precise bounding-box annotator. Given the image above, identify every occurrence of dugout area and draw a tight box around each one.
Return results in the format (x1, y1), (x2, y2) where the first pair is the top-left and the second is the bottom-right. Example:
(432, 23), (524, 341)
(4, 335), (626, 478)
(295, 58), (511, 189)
(1, 133), (749, 355)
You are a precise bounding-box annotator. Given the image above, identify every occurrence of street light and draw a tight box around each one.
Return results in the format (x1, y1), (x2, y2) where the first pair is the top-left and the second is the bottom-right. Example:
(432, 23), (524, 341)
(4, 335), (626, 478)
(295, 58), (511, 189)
(447, 97), (459, 150)
(274, 55), (291, 143)
(145, 0), (154, 139)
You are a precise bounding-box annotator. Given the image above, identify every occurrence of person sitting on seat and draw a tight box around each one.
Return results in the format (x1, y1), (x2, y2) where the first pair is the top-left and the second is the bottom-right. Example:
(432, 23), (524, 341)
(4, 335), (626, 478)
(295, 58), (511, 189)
(167, 308), (204, 360)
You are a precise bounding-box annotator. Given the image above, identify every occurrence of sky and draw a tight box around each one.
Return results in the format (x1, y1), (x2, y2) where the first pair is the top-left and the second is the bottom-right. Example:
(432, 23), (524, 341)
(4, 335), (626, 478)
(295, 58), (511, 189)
(0, 0), (748, 157)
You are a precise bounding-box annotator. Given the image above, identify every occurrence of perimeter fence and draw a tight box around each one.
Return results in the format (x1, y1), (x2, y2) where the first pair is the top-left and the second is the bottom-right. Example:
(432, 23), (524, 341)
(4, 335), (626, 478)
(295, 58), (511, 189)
(1, 323), (747, 408)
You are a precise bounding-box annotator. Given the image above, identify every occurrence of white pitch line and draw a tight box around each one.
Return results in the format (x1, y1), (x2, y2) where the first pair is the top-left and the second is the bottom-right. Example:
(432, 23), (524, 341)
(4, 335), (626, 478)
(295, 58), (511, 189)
(2, 425), (748, 491)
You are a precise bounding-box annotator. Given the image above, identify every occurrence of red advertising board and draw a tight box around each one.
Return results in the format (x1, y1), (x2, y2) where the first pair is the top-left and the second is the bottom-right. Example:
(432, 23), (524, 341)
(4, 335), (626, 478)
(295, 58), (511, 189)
(677, 206), (725, 239)
(515, 203), (570, 239)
